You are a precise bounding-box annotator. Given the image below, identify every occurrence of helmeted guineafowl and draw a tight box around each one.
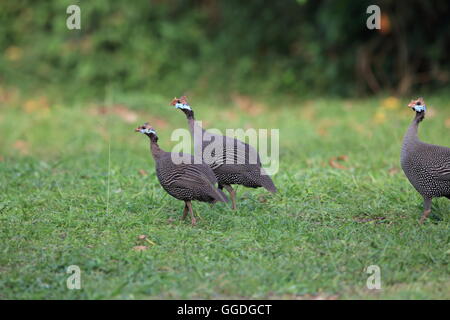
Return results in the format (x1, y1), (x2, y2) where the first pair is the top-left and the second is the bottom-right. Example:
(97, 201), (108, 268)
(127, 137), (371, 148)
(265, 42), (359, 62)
(135, 123), (228, 225)
(171, 96), (277, 210)
(400, 97), (450, 223)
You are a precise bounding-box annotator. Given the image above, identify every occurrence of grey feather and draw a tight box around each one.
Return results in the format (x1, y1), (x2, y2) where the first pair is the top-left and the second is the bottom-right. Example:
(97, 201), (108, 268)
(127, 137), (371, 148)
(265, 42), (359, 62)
(401, 111), (450, 200)
(187, 115), (277, 193)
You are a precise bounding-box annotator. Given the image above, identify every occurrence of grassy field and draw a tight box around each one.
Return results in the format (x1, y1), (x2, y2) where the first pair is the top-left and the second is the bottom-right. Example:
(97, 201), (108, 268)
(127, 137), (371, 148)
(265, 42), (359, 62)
(0, 92), (449, 299)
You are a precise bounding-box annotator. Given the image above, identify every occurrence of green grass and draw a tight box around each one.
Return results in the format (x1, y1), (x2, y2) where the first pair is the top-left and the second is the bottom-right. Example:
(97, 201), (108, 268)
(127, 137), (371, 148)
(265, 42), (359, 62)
(0, 92), (449, 299)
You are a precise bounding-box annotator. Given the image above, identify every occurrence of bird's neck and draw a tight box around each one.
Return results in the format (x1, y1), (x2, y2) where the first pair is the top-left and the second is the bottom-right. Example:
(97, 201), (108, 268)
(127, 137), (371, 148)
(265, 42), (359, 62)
(186, 112), (204, 136)
(402, 113), (424, 152)
(149, 136), (164, 159)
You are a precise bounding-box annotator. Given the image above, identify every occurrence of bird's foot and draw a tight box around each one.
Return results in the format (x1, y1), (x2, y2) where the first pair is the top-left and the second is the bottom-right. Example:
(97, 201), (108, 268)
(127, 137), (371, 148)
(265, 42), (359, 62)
(191, 217), (197, 226)
(419, 209), (431, 224)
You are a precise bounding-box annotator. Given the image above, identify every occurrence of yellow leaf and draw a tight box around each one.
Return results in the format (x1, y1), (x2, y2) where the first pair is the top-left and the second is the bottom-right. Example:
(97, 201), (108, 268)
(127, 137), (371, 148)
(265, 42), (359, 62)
(5, 46), (22, 61)
(381, 97), (400, 110)
(373, 111), (386, 124)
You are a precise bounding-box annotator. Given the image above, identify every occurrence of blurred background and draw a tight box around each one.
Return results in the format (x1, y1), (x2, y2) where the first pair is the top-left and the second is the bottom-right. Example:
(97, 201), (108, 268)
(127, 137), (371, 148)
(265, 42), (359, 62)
(1, 0), (449, 102)
(1, 1), (450, 300)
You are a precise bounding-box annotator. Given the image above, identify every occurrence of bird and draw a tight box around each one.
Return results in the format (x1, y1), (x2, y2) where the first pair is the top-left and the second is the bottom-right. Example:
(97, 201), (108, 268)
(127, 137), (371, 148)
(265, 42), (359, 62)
(170, 96), (277, 210)
(400, 97), (450, 224)
(135, 122), (228, 225)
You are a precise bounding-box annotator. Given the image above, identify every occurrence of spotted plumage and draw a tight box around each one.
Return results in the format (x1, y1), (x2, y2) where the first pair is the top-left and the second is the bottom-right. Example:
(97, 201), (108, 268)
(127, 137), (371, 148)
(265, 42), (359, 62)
(172, 96), (277, 210)
(135, 123), (228, 225)
(400, 98), (450, 223)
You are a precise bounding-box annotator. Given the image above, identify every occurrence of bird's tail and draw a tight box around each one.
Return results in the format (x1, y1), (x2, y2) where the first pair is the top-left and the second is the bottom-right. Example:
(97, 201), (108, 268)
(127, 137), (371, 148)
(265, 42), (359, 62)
(213, 188), (229, 203)
(259, 170), (277, 193)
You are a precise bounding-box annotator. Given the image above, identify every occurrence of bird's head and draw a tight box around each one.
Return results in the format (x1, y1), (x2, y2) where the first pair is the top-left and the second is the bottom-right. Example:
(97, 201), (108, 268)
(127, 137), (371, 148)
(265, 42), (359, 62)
(408, 97), (426, 122)
(135, 122), (157, 140)
(408, 97), (426, 113)
(170, 96), (194, 118)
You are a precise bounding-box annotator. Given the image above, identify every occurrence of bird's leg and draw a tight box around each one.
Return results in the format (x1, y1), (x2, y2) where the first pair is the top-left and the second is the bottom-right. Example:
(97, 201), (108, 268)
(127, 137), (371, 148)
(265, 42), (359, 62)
(419, 197), (432, 224)
(186, 201), (196, 226)
(181, 202), (189, 220)
(224, 185), (236, 210)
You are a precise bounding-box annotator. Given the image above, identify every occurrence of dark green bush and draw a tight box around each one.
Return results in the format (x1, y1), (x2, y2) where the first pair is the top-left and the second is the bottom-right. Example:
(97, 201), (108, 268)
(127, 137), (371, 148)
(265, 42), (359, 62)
(0, 0), (449, 99)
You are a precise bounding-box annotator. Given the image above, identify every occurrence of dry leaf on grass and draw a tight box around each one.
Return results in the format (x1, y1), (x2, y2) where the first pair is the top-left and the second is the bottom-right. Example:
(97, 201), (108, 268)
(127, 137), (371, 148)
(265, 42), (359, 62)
(167, 217), (176, 224)
(5, 46), (22, 61)
(220, 111), (237, 121)
(388, 167), (400, 176)
(89, 104), (169, 128)
(138, 169), (148, 176)
(137, 235), (156, 246)
(316, 119), (337, 137)
(231, 94), (266, 116)
(132, 245), (148, 252)
(445, 118), (450, 128)
(381, 96), (400, 110)
(24, 96), (49, 114)
(13, 140), (29, 155)
(373, 110), (386, 124)
(90, 104), (138, 123)
(329, 155), (349, 170)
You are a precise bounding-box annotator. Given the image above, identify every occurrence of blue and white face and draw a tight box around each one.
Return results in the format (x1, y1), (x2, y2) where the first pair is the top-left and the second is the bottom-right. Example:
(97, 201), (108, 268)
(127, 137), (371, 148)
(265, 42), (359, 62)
(175, 102), (192, 111)
(171, 97), (192, 112)
(135, 123), (156, 136)
(139, 127), (156, 134)
(412, 104), (426, 113)
(408, 98), (426, 113)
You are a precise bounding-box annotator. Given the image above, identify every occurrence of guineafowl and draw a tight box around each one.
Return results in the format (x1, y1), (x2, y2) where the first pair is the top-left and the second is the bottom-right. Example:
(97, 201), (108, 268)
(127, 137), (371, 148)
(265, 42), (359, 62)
(135, 123), (228, 225)
(401, 98), (450, 223)
(171, 96), (277, 210)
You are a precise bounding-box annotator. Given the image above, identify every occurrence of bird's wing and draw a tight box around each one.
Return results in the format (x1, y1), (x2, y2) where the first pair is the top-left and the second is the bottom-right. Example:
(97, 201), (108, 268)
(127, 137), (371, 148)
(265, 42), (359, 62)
(203, 133), (261, 172)
(432, 146), (450, 181)
(436, 164), (450, 180)
(168, 163), (218, 189)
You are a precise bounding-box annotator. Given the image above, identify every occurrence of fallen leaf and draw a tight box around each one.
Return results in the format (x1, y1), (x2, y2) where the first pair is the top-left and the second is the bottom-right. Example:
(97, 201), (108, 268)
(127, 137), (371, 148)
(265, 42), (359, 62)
(13, 140), (29, 155)
(298, 104), (316, 121)
(90, 104), (138, 123)
(167, 217), (176, 224)
(24, 96), (49, 114)
(138, 169), (148, 176)
(5, 46), (22, 61)
(89, 104), (169, 128)
(373, 110), (386, 124)
(232, 94), (266, 116)
(316, 119), (337, 137)
(132, 245), (148, 251)
(381, 97), (399, 110)
(0, 86), (20, 104)
(445, 118), (450, 128)
(388, 167), (400, 176)
(221, 111), (237, 121)
(329, 155), (349, 170)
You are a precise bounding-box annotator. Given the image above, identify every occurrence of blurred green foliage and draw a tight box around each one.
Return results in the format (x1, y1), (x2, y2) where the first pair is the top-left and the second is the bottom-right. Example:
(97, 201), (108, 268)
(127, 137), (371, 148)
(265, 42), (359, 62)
(0, 0), (449, 99)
